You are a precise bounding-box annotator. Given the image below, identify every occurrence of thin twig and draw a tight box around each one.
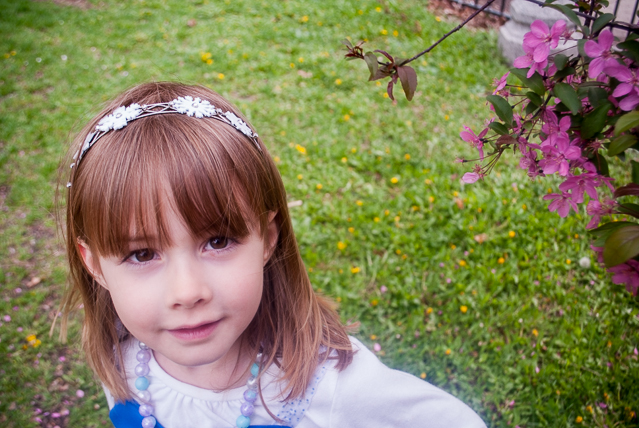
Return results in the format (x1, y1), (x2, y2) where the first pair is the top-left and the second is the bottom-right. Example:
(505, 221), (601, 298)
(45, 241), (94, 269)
(404, 0), (496, 65)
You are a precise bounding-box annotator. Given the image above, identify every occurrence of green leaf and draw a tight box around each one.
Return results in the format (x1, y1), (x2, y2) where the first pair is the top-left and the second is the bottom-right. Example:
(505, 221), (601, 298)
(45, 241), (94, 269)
(364, 52), (379, 81)
(614, 111), (639, 135)
(554, 54), (569, 70)
(592, 13), (615, 34)
(589, 221), (636, 246)
(488, 122), (510, 136)
(486, 95), (513, 126)
(396, 65), (417, 101)
(526, 92), (543, 106)
(553, 83), (581, 115)
(588, 87), (609, 108)
(554, 66), (576, 80)
(603, 225), (639, 267)
(618, 40), (639, 59)
(546, 4), (583, 28)
(618, 203), (639, 219)
(525, 102), (538, 117)
(608, 134), (638, 156)
(581, 102), (611, 139)
(632, 160), (639, 185)
(577, 39), (587, 58)
(509, 68), (546, 96)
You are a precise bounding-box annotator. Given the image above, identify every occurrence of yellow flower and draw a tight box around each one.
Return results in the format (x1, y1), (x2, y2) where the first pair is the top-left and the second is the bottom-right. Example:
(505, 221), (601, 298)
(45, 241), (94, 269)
(556, 390), (561, 395)
(351, 147), (357, 153)
(384, 210), (390, 216)
(453, 191), (459, 197)
(586, 405), (593, 413)
(206, 59), (213, 65)
(371, 298), (378, 306)
(435, 16), (441, 22)
(336, 296), (342, 302)
(426, 307), (433, 315)
(444, 115), (449, 120)
(532, 329), (538, 337)
(356, 200), (363, 206)
(381, 29), (388, 35)
(390, 177), (399, 184)
(316, 183), (323, 190)
(348, 227), (355, 233)
(351, 267), (360, 274)
(343, 114), (350, 121)
(358, 9), (363, 14)
(338, 269), (343, 273)
(297, 174), (303, 180)
(498, 257), (505, 264)
(337, 241), (347, 250)
(376, 81), (382, 87)
(412, 205), (419, 211)
(392, 30), (398, 37)
(395, 249), (402, 255)
(404, 154), (411, 160)
(200, 51), (212, 62)
(509, 231), (516, 238)
(445, 348), (451, 355)
(477, 207), (482, 213)
(522, 204), (527, 210)
(574, 234), (579, 239)
(218, 73), (225, 79)
(370, 334), (377, 340)
(341, 157), (347, 163)
(26, 334), (37, 343)
(382, 93), (389, 98)
(420, 372), (426, 379)
(424, 178), (432, 185)
(607, 340), (612, 347)
(450, 244), (456, 250)
(374, 217), (380, 222)
(300, 15), (309, 23)
(335, 78), (342, 85)
(459, 260), (467, 267)
(566, 259), (571, 264)
(460, 305), (468, 313)
(273, 156), (280, 163)
(547, 187), (553, 193)
(394, 216), (400, 222)
(375, 6), (381, 11)
(290, 63), (295, 68)
(428, 196), (435, 203)
(298, 57), (304, 63)
(575, 416), (583, 423)
(295, 144), (307, 155)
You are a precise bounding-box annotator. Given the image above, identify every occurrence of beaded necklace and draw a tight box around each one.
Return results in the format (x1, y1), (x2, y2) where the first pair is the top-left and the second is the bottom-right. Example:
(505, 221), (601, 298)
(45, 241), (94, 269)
(133, 342), (261, 428)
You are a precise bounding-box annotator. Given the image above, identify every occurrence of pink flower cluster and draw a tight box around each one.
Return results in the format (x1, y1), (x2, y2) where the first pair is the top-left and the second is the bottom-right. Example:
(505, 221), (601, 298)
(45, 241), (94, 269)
(460, 24), (639, 293)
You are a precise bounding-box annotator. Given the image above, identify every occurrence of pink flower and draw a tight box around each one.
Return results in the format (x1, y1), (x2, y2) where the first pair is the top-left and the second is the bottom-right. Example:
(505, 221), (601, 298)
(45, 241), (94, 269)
(541, 114), (571, 147)
(543, 191), (578, 217)
(373, 343), (381, 352)
(76, 389), (85, 398)
(523, 19), (567, 63)
(606, 63), (639, 110)
(609, 259), (639, 295)
(514, 44), (548, 78)
(559, 173), (599, 203)
(586, 197), (616, 229)
(492, 71), (510, 95)
(539, 135), (581, 176)
(519, 148), (541, 178)
(380, 285), (388, 294)
(460, 126), (488, 159)
(584, 30), (618, 78)
(462, 165), (485, 184)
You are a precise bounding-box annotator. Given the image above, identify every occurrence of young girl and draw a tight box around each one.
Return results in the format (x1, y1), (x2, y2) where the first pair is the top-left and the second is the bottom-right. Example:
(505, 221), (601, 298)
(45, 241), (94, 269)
(59, 82), (486, 428)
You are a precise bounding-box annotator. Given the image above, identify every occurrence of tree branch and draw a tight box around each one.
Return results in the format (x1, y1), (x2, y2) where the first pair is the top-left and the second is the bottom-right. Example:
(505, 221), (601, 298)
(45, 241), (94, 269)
(403, 0), (497, 65)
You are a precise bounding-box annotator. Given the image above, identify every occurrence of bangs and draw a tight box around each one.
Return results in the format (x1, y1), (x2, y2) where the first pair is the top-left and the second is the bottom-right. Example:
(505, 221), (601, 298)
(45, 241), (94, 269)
(72, 112), (267, 257)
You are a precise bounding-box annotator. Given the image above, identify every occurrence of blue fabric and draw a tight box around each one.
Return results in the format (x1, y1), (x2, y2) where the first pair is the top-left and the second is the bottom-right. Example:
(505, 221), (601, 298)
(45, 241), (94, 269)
(110, 400), (291, 428)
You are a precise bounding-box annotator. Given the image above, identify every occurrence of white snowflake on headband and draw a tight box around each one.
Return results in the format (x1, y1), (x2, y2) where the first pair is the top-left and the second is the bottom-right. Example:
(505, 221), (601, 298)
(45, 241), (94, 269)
(224, 111), (253, 137)
(95, 104), (142, 132)
(170, 96), (216, 118)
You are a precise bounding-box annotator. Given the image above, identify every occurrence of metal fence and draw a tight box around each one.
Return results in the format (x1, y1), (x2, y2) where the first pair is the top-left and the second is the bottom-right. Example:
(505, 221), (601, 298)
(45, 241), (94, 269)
(450, 0), (639, 29)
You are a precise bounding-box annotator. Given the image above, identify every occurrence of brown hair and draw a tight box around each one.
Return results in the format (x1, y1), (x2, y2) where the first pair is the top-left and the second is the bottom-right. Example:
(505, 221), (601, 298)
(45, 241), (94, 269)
(58, 82), (353, 403)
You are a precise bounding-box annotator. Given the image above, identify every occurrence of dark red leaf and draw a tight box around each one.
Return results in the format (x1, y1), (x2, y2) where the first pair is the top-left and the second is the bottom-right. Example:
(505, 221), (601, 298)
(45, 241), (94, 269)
(396, 65), (418, 101)
(374, 49), (394, 64)
(614, 183), (639, 198)
(387, 80), (395, 101)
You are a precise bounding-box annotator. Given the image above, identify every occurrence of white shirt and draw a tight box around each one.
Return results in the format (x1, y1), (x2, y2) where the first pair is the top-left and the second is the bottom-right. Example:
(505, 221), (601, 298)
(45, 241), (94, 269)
(104, 336), (486, 428)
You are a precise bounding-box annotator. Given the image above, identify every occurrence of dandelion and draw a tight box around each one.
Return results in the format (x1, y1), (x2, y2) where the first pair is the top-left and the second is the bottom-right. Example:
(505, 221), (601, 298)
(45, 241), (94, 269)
(460, 305), (468, 314)
(371, 299), (378, 306)
(200, 52), (212, 62)
(435, 16), (441, 22)
(384, 210), (390, 216)
(390, 177), (399, 184)
(348, 227), (355, 233)
(404, 154), (411, 160)
(370, 334), (377, 340)
(351, 267), (360, 274)
(356, 200), (363, 206)
(445, 348), (451, 355)
(290, 63), (295, 68)
(335, 78), (342, 85)
(428, 196), (435, 203)
(294, 144), (306, 154)
(393, 30), (398, 37)
(316, 183), (323, 190)
(498, 257), (505, 264)
(300, 15), (309, 22)
(341, 157), (347, 163)
(459, 260), (467, 267)
(298, 57), (304, 63)
(451, 244), (456, 250)
(217, 73), (225, 79)
(343, 114), (350, 121)
(420, 372), (426, 379)
(394, 216), (400, 222)
(426, 307), (433, 315)
(509, 231), (516, 238)
(381, 29), (388, 35)
(297, 174), (303, 180)
(575, 416), (583, 423)
(273, 156), (280, 163)
(532, 329), (538, 337)
(374, 217), (380, 222)
(566, 259), (571, 264)
(376, 6), (381, 11)
(425, 178), (432, 185)
(337, 241), (347, 250)
(586, 405), (593, 413)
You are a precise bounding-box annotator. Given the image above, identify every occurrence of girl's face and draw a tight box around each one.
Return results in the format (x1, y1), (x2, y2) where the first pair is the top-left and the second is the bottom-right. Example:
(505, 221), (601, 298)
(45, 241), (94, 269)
(79, 206), (277, 388)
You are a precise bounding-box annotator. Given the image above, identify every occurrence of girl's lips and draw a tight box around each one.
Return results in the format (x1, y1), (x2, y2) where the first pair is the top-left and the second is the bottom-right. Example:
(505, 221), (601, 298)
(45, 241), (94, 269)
(168, 321), (218, 341)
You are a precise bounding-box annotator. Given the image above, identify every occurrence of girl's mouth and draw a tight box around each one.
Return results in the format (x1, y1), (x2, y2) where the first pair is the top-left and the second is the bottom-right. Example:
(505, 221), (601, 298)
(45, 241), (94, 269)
(168, 321), (218, 341)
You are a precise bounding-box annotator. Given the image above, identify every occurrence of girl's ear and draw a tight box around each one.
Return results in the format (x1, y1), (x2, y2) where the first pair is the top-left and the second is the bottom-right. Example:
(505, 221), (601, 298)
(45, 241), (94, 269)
(263, 211), (280, 265)
(77, 240), (108, 289)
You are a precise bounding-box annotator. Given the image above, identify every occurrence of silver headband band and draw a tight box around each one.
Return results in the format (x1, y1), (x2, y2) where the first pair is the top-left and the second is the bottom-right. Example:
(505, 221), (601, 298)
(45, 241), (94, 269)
(67, 96), (260, 187)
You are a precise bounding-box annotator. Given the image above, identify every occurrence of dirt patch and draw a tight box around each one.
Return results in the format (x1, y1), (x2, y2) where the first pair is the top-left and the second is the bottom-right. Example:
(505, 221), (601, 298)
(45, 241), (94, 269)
(33, 0), (93, 9)
(427, 0), (507, 30)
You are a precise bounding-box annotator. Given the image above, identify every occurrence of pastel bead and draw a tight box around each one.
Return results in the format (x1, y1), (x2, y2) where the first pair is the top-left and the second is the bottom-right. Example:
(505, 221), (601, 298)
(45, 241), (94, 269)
(136, 390), (151, 402)
(135, 376), (150, 391)
(243, 389), (257, 402)
(246, 376), (258, 390)
(137, 350), (151, 363)
(236, 415), (250, 428)
(141, 416), (156, 428)
(250, 363), (259, 377)
(135, 363), (150, 377)
(139, 342), (150, 350)
(139, 404), (154, 417)
(241, 402), (254, 417)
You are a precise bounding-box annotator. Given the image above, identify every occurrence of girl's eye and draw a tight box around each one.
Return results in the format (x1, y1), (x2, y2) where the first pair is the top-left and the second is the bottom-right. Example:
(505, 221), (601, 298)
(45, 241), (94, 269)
(207, 236), (229, 250)
(130, 249), (155, 263)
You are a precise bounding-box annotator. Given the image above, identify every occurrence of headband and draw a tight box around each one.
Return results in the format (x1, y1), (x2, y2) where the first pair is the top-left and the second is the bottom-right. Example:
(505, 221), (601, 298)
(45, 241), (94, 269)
(67, 96), (260, 187)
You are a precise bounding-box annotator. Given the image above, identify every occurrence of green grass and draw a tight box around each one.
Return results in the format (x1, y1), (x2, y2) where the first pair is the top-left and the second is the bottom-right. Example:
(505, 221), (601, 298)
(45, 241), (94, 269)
(0, 0), (637, 427)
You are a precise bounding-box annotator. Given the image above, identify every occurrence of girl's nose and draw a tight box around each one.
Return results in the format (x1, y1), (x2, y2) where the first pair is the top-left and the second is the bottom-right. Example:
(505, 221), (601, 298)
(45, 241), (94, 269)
(166, 257), (212, 309)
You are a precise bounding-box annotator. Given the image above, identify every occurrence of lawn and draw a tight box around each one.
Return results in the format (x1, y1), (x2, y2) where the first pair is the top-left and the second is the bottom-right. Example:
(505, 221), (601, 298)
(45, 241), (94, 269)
(0, 0), (637, 427)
